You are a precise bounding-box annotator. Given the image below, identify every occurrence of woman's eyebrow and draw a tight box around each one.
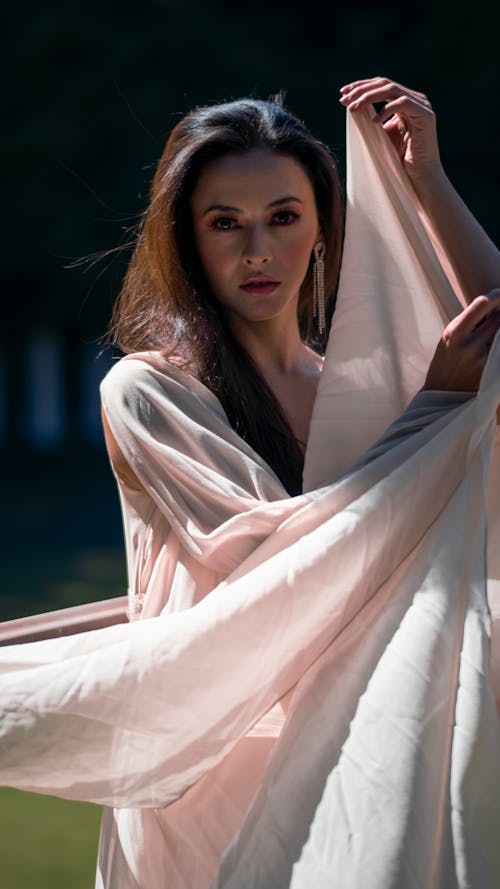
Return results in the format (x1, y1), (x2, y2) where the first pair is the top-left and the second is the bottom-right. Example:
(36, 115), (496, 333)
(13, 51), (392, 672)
(202, 203), (241, 216)
(269, 196), (303, 208)
(202, 196), (304, 216)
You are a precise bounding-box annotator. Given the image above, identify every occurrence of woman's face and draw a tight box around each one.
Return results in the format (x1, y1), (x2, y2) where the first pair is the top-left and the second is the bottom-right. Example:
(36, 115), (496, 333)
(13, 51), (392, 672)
(190, 147), (322, 329)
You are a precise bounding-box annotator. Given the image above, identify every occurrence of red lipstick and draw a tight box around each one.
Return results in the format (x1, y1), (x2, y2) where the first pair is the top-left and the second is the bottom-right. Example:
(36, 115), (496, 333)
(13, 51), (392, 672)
(239, 276), (280, 295)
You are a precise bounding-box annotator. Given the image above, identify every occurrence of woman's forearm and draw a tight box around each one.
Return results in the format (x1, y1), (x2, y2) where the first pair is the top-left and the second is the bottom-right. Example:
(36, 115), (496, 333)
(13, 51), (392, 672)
(410, 165), (500, 303)
(340, 79), (500, 304)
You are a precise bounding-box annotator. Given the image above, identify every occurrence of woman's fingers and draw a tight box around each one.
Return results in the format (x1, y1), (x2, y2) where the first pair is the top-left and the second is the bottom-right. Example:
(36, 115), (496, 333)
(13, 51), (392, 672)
(339, 77), (431, 112)
(467, 308), (500, 358)
(340, 76), (429, 101)
(338, 76), (440, 177)
(424, 290), (500, 392)
(446, 291), (500, 340)
(371, 95), (434, 126)
(340, 78), (377, 93)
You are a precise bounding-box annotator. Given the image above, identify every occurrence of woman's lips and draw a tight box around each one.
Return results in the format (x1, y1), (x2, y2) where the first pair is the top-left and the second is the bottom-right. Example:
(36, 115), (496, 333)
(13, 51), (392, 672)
(239, 281), (280, 295)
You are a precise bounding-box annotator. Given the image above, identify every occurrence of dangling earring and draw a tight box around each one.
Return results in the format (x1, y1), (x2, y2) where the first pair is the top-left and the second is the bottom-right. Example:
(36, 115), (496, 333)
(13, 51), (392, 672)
(313, 242), (326, 334)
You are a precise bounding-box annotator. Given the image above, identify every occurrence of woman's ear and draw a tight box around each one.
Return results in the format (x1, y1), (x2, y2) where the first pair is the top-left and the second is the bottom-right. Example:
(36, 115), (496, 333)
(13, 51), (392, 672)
(314, 223), (325, 250)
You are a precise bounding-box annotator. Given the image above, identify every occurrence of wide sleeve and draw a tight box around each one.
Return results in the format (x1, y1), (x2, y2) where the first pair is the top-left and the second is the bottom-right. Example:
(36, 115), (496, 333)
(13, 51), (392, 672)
(100, 354), (297, 574)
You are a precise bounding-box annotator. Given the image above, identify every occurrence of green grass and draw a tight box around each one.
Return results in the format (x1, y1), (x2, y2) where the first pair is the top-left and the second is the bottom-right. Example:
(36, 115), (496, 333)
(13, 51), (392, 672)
(0, 788), (102, 889)
(0, 462), (120, 885)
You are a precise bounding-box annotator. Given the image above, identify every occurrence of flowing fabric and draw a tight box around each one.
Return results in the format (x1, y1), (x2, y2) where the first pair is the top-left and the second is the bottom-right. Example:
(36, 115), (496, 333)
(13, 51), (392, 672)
(0, 108), (499, 889)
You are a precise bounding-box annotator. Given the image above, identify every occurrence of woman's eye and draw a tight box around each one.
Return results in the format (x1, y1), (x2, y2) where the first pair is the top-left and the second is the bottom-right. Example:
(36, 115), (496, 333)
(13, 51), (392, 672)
(211, 217), (238, 230)
(273, 210), (299, 225)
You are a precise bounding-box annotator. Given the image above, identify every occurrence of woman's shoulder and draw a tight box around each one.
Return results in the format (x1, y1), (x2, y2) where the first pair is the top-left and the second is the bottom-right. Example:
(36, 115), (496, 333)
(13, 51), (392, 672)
(100, 350), (227, 421)
(101, 350), (197, 395)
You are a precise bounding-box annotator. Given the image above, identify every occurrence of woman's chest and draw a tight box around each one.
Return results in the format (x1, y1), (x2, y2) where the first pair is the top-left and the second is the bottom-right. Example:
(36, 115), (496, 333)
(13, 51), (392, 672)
(269, 372), (321, 452)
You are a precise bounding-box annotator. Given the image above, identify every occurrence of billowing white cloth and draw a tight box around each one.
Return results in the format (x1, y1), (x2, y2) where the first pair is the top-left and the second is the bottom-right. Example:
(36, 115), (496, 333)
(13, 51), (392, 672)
(0, 109), (499, 889)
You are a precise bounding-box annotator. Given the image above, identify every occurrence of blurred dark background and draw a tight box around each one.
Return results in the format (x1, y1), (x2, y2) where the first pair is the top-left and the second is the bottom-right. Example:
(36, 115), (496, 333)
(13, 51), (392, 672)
(1, 0), (498, 620)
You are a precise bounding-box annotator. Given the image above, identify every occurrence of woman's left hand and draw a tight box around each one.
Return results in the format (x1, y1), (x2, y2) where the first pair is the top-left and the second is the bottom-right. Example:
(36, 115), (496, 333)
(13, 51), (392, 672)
(339, 76), (441, 181)
(423, 290), (500, 393)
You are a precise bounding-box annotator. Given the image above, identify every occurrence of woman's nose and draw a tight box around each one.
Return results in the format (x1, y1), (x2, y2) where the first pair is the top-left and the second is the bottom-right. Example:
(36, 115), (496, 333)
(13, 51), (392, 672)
(243, 225), (272, 264)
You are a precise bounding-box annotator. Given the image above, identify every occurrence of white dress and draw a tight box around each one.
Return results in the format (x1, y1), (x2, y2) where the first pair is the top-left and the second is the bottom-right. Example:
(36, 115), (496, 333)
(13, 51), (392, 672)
(1, 108), (499, 889)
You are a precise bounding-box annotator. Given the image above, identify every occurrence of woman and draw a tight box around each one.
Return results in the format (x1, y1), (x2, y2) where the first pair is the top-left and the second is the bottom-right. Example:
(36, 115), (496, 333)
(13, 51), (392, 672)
(103, 77), (500, 502)
(1, 78), (500, 888)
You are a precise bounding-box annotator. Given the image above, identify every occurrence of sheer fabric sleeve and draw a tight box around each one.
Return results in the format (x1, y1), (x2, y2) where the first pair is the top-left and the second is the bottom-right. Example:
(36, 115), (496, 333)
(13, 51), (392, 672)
(100, 354), (297, 573)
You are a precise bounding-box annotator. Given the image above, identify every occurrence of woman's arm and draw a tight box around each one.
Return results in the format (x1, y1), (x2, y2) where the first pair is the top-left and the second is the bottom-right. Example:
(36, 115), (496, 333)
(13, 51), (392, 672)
(100, 355), (297, 574)
(339, 77), (500, 303)
(407, 165), (500, 302)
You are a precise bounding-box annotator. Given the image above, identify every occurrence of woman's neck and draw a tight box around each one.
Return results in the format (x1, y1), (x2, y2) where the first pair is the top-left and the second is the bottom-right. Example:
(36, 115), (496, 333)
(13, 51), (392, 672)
(228, 314), (324, 455)
(229, 315), (320, 378)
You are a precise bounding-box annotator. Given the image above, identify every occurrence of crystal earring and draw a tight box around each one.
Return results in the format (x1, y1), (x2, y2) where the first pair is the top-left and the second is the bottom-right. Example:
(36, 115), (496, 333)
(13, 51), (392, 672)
(313, 242), (326, 334)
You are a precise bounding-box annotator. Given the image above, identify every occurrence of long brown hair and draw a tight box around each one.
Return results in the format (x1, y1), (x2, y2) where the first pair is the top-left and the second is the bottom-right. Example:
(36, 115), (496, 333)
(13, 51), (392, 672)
(110, 95), (344, 494)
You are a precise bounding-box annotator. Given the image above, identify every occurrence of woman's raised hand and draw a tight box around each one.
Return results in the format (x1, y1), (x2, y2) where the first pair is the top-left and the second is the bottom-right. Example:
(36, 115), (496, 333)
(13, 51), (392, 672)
(339, 76), (440, 181)
(423, 290), (500, 392)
